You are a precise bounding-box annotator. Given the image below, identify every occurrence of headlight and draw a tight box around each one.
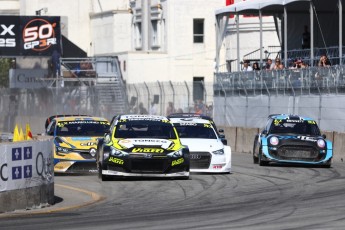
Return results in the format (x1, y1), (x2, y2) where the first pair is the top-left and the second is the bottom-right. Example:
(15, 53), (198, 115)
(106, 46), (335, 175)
(167, 149), (183, 158)
(56, 146), (71, 154)
(270, 136), (279, 146)
(212, 148), (224, 155)
(317, 139), (326, 148)
(110, 146), (128, 157)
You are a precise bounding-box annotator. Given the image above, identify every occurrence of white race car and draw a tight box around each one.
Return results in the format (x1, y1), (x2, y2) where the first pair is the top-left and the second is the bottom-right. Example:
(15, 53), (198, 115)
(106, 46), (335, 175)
(169, 116), (231, 173)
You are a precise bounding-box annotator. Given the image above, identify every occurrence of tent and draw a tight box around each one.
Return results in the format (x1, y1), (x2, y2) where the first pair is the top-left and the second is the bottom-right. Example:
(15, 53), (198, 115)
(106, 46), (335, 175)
(215, 0), (344, 71)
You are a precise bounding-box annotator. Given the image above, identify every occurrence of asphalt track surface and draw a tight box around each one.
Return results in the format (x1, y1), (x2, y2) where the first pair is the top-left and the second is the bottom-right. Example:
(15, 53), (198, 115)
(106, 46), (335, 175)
(1, 152), (345, 230)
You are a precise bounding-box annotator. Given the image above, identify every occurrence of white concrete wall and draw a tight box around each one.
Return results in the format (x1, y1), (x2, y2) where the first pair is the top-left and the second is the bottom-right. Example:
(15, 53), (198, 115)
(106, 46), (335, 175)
(0, 0), (20, 15)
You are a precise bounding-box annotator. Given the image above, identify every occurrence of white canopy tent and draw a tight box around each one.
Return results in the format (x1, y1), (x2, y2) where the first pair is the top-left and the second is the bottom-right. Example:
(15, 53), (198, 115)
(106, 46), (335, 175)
(215, 0), (343, 72)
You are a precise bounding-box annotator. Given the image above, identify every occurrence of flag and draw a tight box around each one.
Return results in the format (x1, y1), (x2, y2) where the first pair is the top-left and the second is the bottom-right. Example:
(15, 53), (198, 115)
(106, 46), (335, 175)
(19, 125), (25, 141)
(13, 124), (20, 142)
(26, 123), (33, 140)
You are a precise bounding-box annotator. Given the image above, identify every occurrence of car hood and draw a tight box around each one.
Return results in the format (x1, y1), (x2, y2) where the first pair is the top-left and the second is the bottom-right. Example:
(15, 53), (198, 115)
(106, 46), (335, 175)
(55, 136), (100, 149)
(179, 138), (223, 151)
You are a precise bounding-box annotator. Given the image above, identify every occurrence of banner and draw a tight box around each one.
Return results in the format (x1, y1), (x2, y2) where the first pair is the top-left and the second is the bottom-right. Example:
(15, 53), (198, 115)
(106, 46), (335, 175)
(0, 16), (61, 56)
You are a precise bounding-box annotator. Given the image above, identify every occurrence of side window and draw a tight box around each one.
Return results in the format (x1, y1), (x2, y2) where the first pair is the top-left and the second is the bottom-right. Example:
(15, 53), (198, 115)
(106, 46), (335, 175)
(265, 119), (273, 133)
(46, 120), (56, 136)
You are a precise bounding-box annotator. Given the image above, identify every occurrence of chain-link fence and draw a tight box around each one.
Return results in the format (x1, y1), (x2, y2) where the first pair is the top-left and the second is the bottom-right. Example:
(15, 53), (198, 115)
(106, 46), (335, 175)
(214, 65), (345, 132)
(0, 81), (214, 135)
(126, 81), (214, 117)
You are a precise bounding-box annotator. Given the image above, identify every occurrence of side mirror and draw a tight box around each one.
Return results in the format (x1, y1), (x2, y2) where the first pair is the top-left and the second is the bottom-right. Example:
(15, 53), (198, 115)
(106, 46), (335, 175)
(261, 130), (268, 135)
(104, 133), (111, 143)
(221, 138), (228, 145)
(182, 147), (189, 155)
(47, 129), (53, 136)
(322, 134), (326, 139)
(219, 134), (225, 139)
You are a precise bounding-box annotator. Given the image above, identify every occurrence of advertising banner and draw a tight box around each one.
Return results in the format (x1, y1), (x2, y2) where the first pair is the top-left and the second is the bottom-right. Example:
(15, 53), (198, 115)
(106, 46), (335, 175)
(0, 139), (54, 192)
(0, 16), (61, 56)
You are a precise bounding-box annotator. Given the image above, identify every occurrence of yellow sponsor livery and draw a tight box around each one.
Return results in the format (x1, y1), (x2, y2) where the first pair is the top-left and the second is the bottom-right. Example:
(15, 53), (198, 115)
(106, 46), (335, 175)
(45, 115), (110, 173)
(109, 157), (124, 165)
(172, 158), (184, 166)
(132, 148), (164, 153)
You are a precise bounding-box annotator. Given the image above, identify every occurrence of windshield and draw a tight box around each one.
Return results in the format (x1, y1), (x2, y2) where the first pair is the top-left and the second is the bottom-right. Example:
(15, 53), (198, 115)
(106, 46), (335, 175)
(174, 124), (217, 139)
(269, 119), (321, 136)
(56, 120), (109, 137)
(114, 121), (177, 139)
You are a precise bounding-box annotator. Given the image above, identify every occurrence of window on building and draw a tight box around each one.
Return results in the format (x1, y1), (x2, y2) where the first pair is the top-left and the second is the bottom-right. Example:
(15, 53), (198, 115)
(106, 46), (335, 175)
(151, 20), (160, 48)
(193, 77), (205, 101)
(193, 19), (204, 43)
(135, 22), (142, 49)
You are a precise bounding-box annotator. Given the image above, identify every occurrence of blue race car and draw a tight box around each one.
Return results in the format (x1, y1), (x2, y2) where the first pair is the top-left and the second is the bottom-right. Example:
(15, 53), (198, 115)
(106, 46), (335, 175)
(253, 114), (332, 167)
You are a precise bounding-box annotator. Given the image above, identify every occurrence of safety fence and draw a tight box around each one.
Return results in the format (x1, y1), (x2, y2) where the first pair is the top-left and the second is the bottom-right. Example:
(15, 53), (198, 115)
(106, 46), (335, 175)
(126, 81), (214, 117)
(0, 81), (214, 134)
(214, 65), (345, 132)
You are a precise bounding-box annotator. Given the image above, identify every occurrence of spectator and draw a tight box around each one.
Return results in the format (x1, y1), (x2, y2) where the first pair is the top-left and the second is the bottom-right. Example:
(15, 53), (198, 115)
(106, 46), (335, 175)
(176, 108), (183, 113)
(264, 59), (274, 70)
(273, 58), (282, 70)
(138, 102), (148, 114)
(252, 62), (260, 71)
(166, 102), (175, 116)
(302, 25), (310, 49)
(242, 60), (253, 71)
(149, 101), (157, 115)
(278, 63), (285, 70)
(194, 100), (206, 114)
(318, 55), (331, 67)
(51, 49), (61, 77)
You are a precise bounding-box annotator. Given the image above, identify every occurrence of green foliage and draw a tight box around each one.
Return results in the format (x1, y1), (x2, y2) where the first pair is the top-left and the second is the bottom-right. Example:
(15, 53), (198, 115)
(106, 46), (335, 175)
(0, 58), (11, 88)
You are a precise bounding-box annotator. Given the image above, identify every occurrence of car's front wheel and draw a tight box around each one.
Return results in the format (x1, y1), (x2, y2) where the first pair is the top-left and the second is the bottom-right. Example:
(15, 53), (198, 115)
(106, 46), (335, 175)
(253, 135), (259, 164)
(258, 151), (268, 166)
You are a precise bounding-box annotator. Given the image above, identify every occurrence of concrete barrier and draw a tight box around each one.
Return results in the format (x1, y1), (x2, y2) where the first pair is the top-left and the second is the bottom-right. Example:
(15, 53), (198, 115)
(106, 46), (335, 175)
(0, 136), (54, 213)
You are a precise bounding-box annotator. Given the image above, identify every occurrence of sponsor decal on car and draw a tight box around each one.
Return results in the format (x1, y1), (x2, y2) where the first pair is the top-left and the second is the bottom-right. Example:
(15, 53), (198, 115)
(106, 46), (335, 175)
(172, 158), (184, 166)
(109, 157), (124, 165)
(132, 148), (164, 153)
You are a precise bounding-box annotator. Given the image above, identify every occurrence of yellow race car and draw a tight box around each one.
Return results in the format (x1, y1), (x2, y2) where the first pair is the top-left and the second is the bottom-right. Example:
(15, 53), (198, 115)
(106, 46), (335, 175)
(45, 115), (110, 173)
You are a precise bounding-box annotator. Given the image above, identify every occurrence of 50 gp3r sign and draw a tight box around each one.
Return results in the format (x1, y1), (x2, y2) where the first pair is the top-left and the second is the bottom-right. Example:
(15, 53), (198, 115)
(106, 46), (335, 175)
(0, 15), (61, 56)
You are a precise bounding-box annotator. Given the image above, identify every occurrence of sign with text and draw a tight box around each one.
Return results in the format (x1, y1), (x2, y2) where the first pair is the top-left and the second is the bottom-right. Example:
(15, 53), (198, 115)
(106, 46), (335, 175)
(0, 16), (61, 56)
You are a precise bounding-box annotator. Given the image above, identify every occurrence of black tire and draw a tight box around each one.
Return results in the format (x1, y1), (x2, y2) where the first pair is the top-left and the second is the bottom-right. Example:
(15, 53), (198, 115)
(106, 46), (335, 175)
(323, 164), (331, 168)
(253, 156), (259, 164)
(258, 152), (268, 166)
(253, 135), (259, 164)
(99, 164), (110, 181)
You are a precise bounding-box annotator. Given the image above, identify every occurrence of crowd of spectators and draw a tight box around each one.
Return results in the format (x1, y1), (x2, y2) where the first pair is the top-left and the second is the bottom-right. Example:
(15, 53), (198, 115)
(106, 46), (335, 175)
(242, 54), (331, 73)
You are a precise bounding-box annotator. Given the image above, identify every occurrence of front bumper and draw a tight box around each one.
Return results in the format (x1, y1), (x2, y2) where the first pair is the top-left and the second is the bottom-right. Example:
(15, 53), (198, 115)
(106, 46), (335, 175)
(262, 145), (333, 165)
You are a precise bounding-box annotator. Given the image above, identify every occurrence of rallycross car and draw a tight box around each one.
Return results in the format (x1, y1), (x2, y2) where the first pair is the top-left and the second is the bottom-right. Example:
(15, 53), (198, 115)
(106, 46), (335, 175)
(253, 114), (333, 167)
(97, 114), (190, 180)
(169, 115), (231, 173)
(45, 115), (110, 173)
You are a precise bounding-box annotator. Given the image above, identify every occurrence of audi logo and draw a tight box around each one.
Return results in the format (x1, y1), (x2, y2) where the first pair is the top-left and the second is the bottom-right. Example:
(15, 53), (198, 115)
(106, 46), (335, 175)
(190, 154), (201, 160)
